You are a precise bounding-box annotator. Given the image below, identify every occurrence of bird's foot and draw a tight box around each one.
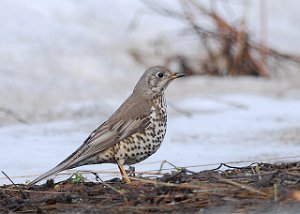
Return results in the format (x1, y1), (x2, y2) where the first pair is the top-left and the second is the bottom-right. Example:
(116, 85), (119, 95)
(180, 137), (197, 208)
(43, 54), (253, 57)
(122, 174), (131, 184)
(126, 166), (136, 177)
(117, 160), (131, 184)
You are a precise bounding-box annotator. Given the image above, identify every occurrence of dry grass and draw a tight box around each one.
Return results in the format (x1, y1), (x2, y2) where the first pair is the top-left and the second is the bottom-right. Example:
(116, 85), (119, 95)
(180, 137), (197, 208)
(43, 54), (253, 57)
(1, 161), (300, 213)
(130, 0), (300, 77)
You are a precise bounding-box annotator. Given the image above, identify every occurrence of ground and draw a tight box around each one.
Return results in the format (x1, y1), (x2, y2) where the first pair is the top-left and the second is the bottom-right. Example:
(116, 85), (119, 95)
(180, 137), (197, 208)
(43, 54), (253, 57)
(1, 162), (300, 213)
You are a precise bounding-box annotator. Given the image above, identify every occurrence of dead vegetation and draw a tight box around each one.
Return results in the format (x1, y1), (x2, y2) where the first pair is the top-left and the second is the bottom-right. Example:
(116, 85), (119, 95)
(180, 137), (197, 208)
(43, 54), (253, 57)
(1, 161), (300, 213)
(129, 0), (300, 77)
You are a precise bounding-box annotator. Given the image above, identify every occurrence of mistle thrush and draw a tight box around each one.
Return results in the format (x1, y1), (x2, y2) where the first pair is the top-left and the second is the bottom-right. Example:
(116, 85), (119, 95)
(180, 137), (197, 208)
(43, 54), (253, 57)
(30, 66), (185, 185)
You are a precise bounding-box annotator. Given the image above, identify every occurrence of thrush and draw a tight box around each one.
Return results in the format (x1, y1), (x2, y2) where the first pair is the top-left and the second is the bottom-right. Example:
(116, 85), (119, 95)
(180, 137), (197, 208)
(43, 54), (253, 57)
(29, 66), (185, 185)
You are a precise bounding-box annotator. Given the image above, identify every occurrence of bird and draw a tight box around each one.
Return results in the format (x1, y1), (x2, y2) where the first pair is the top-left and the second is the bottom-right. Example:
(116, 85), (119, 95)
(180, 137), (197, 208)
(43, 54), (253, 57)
(29, 66), (186, 185)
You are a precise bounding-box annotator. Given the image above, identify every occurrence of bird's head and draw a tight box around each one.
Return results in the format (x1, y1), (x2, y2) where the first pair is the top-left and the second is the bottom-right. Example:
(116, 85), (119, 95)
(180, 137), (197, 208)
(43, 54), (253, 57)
(134, 66), (186, 97)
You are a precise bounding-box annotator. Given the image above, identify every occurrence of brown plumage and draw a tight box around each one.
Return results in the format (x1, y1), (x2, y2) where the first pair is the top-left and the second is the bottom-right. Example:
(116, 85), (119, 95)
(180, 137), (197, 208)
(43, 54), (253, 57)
(30, 66), (185, 185)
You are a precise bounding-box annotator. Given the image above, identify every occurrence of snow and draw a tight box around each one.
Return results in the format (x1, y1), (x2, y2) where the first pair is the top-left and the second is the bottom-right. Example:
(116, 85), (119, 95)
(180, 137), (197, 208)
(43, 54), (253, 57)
(0, 0), (300, 185)
(1, 94), (300, 185)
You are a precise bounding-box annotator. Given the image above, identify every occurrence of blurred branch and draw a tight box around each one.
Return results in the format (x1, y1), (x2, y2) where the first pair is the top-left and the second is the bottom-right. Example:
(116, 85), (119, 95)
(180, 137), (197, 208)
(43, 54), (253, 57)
(131, 0), (300, 77)
(0, 107), (28, 125)
(140, 0), (184, 19)
(259, 0), (268, 77)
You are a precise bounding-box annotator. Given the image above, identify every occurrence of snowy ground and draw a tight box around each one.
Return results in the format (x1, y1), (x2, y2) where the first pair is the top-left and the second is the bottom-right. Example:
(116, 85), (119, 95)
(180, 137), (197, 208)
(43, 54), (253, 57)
(1, 86), (300, 185)
(1, 0), (300, 185)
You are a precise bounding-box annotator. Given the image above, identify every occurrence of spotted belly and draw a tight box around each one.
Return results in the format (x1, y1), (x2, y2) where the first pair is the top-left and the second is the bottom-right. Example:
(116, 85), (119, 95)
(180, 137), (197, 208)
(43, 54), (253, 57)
(120, 122), (166, 165)
(97, 117), (167, 165)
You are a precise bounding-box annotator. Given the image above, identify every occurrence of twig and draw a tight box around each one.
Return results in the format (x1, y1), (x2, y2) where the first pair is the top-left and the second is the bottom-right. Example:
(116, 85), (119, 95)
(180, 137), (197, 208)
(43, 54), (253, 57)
(130, 176), (217, 192)
(259, 0), (268, 77)
(1, 188), (67, 195)
(211, 163), (245, 171)
(96, 176), (128, 204)
(217, 177), (269, 196)
(158, 160), (179, 172)
(90, 171), (101, 181)
(2, 171), (27, 199)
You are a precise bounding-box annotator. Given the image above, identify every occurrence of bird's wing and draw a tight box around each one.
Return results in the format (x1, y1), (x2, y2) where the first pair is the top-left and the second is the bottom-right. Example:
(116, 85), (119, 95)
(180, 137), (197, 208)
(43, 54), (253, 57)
(62, 115), (151, 167)
(65, 94), (152, 167)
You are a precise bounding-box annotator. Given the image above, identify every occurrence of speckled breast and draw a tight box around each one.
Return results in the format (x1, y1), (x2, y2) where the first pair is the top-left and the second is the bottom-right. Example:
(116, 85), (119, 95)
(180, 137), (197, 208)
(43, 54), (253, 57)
(120, 94), (167, 165)
(99, 93), (168, 165)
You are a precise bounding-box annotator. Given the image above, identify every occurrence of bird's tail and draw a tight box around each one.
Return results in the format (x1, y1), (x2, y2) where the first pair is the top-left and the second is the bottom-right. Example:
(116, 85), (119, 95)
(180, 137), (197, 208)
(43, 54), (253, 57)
(29, 163), (68, 186)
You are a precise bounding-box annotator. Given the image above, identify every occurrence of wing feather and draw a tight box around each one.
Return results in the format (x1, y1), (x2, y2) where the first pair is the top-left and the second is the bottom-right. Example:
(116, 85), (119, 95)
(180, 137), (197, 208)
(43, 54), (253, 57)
(67, 116), (150, 166)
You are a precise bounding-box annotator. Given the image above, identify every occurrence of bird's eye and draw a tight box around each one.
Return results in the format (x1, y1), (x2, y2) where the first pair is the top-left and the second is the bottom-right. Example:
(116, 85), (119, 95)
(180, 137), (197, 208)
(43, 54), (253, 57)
(157, 72), (164, 78)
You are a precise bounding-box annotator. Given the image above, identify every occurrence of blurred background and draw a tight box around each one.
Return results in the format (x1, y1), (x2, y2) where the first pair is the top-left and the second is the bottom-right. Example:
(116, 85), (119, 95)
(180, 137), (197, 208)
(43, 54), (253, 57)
(1, 0), (300, 184)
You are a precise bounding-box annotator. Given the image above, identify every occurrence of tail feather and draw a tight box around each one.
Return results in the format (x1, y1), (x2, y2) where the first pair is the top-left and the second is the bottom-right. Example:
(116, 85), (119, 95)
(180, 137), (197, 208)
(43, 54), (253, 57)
(29, 142), (87, 186)
(29, 163), (68, 186)
(29, 143), (89, 186)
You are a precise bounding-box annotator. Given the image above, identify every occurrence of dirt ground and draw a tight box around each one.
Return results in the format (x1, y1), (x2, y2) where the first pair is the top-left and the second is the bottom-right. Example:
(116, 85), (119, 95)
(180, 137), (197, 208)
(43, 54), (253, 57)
(1, 162), (300, 213)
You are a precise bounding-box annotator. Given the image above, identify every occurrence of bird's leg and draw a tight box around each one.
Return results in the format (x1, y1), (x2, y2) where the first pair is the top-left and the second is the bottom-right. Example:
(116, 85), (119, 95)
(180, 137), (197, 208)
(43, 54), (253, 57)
(127, 166), (135, 177)
(117, 160), (131, 184)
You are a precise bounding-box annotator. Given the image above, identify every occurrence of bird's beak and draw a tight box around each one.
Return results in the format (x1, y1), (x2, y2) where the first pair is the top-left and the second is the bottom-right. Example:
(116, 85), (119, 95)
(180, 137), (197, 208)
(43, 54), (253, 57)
(170, 72), (186, 79)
